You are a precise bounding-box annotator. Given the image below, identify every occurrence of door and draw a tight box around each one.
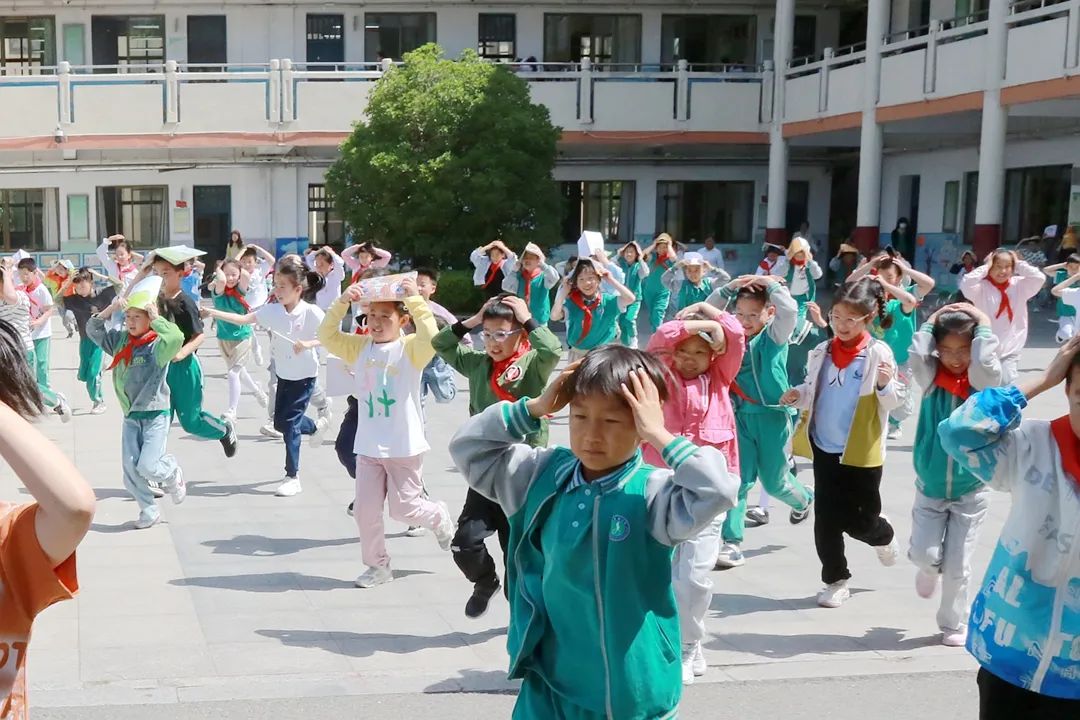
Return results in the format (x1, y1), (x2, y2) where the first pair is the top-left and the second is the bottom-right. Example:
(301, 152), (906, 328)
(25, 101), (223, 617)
(187, 16), (226, 70)
(62, 24), (85, 66)
(90, 17), (122, 66)
(193, 186), (231, 271)
(306, 14), (344, 64)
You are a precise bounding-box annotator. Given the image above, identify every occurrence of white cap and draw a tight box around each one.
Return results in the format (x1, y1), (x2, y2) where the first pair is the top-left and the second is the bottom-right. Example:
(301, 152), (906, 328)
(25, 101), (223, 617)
(683, 252), (704, 266)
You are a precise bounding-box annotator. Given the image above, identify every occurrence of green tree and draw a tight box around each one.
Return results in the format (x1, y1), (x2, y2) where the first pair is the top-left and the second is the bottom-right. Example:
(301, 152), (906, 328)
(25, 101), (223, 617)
(326, 44), (562, 266)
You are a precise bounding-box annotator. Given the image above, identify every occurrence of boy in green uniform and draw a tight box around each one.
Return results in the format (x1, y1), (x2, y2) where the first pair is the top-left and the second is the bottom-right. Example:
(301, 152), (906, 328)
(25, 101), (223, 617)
(615, 242), (649, 348)
(696, 275), (814, 568)
(449, 346), (738, 719)
(641, 233), (678, 332)
(61, 269), (116, 414)
(501, 243), (561, 326)
(432, 293), (561, 618)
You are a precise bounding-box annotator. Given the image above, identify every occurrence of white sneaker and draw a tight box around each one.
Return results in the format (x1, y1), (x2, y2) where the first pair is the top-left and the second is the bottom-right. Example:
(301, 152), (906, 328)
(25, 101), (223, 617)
(817, 580), (850, 608)
(222, 410), (237, 425)
(134, 508), (161, 530)
(915, 568), (940, 599)
(433, 501), (454, 551)
(255, 391), (269, 409)
(355, 565), (394, 588)
(252, 342), (264, 367)
(91, 401), (107, 415)
(680, 644), (695, 686)
(55, 394), (72, 423)
(405, 526), (427, 537)
(692, 642), (706, 677)
(308, 416), (329, 448)
(942, 629), (967, 647)
(275, 477), (303, 497)
(166, 467), (186, 505)
(259, 423), (283, 440)
(887, 426), (902, 440)
(715, 543), (745, 568)
(148, 481), (165, 499)
(318, 402), (333, 422)
(875, 517), (899, 567)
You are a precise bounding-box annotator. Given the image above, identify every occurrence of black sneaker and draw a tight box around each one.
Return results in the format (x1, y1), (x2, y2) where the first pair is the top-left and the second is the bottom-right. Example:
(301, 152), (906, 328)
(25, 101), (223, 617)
(347, 501), (354, 517)
(745, 506), (770, 527)
(220, 420), (238, 458)
(790, 492), (814, 525)
(465, 579), (501, 619)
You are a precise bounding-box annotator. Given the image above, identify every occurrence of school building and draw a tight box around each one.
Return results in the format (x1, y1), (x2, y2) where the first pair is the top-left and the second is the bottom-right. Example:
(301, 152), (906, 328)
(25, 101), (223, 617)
(0, 0), (1078, 276)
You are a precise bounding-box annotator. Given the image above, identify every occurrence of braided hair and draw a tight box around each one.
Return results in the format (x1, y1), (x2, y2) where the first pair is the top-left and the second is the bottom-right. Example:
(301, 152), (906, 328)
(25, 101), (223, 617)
(833, 277), (892, 330)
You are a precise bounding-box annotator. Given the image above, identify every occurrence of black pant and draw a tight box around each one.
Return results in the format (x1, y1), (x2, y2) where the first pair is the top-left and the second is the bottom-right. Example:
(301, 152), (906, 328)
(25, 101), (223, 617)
(452, 488), (509, 593)
(811, 443), (894, 584)
(335, 396), (358, 480)
(978, 668), (1079, 720)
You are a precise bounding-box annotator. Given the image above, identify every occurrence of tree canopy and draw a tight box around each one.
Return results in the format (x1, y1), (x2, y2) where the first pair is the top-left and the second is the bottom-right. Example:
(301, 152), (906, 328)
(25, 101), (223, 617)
(325, 44), (562, 266)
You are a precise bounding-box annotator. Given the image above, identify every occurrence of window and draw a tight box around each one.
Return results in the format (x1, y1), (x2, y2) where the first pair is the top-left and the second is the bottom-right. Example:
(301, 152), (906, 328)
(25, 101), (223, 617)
(0, 189), (57, 251)
(96, 186), (167, 247)
(91, 16), (165, 71)
(0, 17), (56, 72)
(478, 14), (516, 62)
(308, 185), (345, 246)
(655, 181), (754, 244)
(792, 15), (818, 60)
(1003, 165), (1071, 242)
(942, 181), (960, 233)
(962, 172), (978, 245)
(544, 14), (642, 65)
(306, 14), (344, 65)
(560, 181), (635, 245)
(660, 15), (756, 68)
(364, 13), (436, 63)
(67, 194), (89, 241)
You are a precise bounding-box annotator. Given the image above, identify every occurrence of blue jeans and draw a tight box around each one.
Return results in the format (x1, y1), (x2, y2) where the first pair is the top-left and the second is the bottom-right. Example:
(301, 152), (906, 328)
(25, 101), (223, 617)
(121, 414), (177, 512)
(273, 376), (317, 478)
(335, 395), (358, 480)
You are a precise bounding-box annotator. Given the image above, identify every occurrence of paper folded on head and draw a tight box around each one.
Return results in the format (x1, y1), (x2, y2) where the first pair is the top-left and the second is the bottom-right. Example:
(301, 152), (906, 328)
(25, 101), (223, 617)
(577, 231), (605, 258)
(356, 271), (417, 303)
(149, 245), (206, 266)
(125, 276), (163, 311)
(11, 249), (31, 262)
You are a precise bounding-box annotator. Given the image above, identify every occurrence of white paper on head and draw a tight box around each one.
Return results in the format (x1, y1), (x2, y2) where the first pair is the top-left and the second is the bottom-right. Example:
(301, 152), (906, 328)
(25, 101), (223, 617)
(1044, 224), (1059, 238)
(577, 231), (605, 258)
(12, 249), (31, 262)
(325, 356), (356, 397)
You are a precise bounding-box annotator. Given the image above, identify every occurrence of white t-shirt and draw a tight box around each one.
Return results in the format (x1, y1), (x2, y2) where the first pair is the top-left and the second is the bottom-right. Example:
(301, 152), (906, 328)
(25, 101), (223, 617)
(311, 255), (345, 311)
(254, 301), (325, 381)
(698, 246), (724, 269)
(351, 336), (429, 458)
(245, 260), (271, 309)
(1061, 287), (1080, 314)
(25, 285), (53, 341)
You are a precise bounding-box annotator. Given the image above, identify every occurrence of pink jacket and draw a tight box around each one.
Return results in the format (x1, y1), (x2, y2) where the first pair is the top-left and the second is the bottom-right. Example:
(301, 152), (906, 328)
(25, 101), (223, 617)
(960, 261), (1045, 359)
(643, 314), (745, 473)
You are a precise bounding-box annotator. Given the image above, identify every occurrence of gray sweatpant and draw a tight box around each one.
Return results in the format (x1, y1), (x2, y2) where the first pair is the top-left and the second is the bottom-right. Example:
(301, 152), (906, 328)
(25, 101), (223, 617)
(908, 486), (991, 633)
(672, 514), (723, 645)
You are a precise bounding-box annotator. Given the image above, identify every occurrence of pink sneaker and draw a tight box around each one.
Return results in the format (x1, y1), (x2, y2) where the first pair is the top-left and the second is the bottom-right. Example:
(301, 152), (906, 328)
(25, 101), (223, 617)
(942, 630), (967, 647)
(915, 568), (940, 599)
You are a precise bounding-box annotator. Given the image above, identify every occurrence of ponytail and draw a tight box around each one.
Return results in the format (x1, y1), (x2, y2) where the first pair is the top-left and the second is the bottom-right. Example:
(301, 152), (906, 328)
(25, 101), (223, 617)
(274, 257), (325, 302)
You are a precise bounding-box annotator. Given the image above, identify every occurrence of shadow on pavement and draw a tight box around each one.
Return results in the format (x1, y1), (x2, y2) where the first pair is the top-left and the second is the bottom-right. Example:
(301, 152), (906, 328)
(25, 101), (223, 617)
(741, 543), (786, 560)
(169, 570), (430, 592)
(256, 627), (506, 658)
(203, 534), (357, 556)
(710, 588), (872, 616)
(185, 480), (279, 497)
(423, 668), (518, 695)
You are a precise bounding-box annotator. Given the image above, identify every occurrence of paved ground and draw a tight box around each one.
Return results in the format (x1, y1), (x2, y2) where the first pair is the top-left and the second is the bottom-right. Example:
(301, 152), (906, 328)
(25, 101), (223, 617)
(5, 315), (1067, 718)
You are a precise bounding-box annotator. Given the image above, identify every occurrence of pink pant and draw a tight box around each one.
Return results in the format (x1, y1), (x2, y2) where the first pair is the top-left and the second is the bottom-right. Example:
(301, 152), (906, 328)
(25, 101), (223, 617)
(355, 454), (442, 569)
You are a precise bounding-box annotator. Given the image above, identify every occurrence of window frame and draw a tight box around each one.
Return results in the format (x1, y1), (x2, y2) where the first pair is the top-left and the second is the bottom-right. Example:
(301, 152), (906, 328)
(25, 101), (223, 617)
(478, 13), (516, 62)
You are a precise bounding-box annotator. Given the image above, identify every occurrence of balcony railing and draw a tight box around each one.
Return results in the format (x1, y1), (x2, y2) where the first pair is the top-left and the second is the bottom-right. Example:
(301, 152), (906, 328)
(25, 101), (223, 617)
(0, 58), (767, 144)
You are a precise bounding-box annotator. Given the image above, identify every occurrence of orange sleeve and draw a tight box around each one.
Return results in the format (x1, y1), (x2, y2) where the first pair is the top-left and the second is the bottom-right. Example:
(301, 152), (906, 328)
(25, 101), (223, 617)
(0, 504), (78, 622)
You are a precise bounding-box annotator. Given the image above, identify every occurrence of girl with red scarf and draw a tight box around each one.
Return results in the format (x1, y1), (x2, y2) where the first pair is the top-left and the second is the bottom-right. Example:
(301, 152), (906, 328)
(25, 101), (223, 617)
(783, 278), (903, 609)
(959, 249), (1046, 384)
(211, 260), (269, 422)
(908, 303), (1001, 648)
(470, 240), (517, 301)
(550, 257), (636, 362)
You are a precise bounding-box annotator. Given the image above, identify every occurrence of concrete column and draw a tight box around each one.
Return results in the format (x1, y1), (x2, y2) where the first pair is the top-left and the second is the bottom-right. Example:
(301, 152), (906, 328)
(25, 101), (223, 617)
(852, 0), (889, 254)
(973, 0), (1010, 258)
(765, 0), (795, 246)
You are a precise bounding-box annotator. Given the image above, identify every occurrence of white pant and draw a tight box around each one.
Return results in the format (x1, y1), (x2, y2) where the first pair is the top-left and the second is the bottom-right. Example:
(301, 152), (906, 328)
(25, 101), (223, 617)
(1000, 355), (1019, 385)
(1057, 316), (1076, 343)
(908, 487), (991, 633)
(672, 514), (722, 645)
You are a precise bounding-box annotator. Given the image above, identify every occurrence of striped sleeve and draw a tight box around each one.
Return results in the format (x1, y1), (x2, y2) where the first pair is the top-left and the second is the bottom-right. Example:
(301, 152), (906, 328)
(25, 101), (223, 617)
(661, 436), (698, 468)
(502, 397), (543, 438)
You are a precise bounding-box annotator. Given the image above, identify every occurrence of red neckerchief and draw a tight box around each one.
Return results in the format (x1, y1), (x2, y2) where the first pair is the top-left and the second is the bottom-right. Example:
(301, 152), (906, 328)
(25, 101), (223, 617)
(933, 365), (971, 399)
(484, 260), (504, 288)
(19, 278), (42, 310)
(1049, 416), (1080, 490)
(730, 381), (757, 404)
(987, 277), (1014, 322)
(791, 257), (807, 267)
(568, 289), (601, 344)
(107, 331), (158, 370)
(118, 263), (137, 280)
(350, 263), (369, 286)
(223, 284), (251, 312)
(830, 332), (871, 370)
(520, 266), (542, 303)
(489, 337), (531, 403)
(653, 252), (671, 268)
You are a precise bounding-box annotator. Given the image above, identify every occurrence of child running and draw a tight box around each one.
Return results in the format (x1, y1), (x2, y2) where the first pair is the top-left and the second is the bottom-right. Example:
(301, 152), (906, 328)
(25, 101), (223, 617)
(16, 258), (72, 422)
(0, 317), (95, 718)
(783, 278), (902, 608)
(96, 235), (143, 290)
(1046, 253), (1080, 342)
(550, 258), (635, 362)
(211, 260), (270, 422)
(615, 241), (649, 348)
(238, 243), (276, 366)
(939, 337), (1080, 718)
(908, 303), (1001, 647)
(663, 251), (731, 315)
(641, 233), (678, 332)
(60, 269), (117, 414)
(471, 240), (517, 301)
(501, 243), (560, 326)
(645, 307), (745, 684)
(43, 260), (77, 338)
(432, 293), (561, 617)
(308, 246), (347, 312)
(770, 236), (825, 386)
(449, 346), (739, 719)
(88, 283), (187, 528)
(204, 261), (330, 497)
(696, 275), (814, 568)
(318, 275), (455, 588)
(960, 249), (1045, 383)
